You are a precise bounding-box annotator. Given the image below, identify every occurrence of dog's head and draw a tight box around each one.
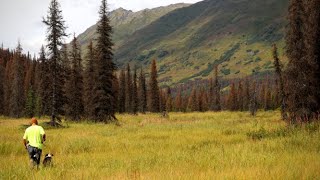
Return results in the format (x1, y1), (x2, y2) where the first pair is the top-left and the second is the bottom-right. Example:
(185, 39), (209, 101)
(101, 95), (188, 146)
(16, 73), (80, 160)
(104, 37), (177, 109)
(45, 153), (54, 158)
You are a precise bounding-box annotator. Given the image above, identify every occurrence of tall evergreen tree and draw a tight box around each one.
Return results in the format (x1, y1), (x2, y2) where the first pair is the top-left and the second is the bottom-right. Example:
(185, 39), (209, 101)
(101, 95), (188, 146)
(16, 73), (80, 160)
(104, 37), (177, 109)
(132, 69), (138, 115)
(244, 78), (251, 111)
(24, 60), (36, 99)
(273, 44), (287, 119)
(43, 0), (67, 125)
(175, 86), (183, 112)
(4, 57), (13, 116)
(138, 68), (147, 113)
(166, 87), (173, 112)
(92, 0), (117, 122)
(208, 77), (214, 110)
(112, 74), (120, 113)
(83, 41), (96, 118)
(285, 0), (316, 122)
(213, 66), (221, 111)
(260, 83), (266, 109)
(65, 36), (83, 121)
(60, 44), (70, 108)
(37, 46), (52, 116)
(159, 89), (166, 112)
(125, 64), (133, 113)
(237, 81), (244, 111)
(25, 86), (36, 118)
(118, 69), (126, 113)
(10, 42), (25, 118)
(249, 81), (258, 116)
(149, 60), (160, 112)
(303, 0), (320, 120)
(228, 82), (237, 111)
(264, 81), (272, 111)
(188, 87), (198, 112)
(199, 88), (208, 112)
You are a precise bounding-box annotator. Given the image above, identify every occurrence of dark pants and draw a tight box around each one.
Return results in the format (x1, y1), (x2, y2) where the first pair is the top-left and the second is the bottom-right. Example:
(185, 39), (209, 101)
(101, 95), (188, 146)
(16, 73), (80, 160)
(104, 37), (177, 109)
(27, 145), (42, 165)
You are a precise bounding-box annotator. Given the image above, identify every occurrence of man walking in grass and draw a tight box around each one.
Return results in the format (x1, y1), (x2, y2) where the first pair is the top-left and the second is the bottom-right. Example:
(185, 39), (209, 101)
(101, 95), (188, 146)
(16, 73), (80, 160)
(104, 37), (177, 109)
(23, 118), (46, 169)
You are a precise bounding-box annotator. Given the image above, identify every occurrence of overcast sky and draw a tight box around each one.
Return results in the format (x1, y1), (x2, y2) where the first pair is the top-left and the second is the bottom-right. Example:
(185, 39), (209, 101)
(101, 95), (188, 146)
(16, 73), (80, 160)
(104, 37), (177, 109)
(0, 0), (202, 55)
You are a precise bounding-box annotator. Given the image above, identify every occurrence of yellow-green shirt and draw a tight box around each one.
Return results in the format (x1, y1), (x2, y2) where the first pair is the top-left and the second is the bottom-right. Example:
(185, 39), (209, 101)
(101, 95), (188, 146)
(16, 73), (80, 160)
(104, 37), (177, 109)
(23, 125), (45, 149)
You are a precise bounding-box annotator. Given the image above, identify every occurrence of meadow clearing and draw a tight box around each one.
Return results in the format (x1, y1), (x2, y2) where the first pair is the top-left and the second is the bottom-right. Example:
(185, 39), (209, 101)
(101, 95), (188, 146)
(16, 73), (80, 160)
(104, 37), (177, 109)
(1, 111), (320, 179)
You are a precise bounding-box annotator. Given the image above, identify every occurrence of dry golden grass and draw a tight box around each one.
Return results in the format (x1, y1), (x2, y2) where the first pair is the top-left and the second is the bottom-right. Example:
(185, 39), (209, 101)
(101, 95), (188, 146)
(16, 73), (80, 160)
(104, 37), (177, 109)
(1, 111), (320, 179)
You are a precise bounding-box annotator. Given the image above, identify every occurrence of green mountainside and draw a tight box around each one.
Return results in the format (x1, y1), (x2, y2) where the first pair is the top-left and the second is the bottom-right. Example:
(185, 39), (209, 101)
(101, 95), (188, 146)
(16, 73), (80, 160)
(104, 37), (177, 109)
(77, 3), (190, 54)
(78, 0), (289, 86)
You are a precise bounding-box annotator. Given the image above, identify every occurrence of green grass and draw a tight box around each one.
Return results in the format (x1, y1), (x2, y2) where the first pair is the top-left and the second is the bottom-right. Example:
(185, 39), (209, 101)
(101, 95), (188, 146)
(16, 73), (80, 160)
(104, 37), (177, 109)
(1, 111), (320, 179)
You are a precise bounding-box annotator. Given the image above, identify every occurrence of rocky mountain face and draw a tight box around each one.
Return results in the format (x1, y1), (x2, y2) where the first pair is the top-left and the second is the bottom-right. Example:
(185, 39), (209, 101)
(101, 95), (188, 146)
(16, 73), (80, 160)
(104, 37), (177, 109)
(78, 0), (289, 85)
(77, 3), (190, 54)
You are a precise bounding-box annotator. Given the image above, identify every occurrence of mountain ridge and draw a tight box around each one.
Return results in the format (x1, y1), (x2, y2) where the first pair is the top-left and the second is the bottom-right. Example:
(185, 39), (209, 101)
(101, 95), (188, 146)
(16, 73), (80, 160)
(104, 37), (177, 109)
(76, 3), (191, 53)
(77, 0), (289, 86)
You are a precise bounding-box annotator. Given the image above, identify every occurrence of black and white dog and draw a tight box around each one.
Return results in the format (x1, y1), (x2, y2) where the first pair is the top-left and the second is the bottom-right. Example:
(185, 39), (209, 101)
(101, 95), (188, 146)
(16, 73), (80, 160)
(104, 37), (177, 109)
(43, 153), (54, 167)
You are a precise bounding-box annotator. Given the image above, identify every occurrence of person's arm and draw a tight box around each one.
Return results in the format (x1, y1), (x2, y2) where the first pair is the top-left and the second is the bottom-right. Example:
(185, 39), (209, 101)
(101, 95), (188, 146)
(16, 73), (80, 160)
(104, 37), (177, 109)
(23, 139), (27, 149)
(40, 126), (46, 143)
(42, 134), (46, 143)
(23, 130), (28, 149)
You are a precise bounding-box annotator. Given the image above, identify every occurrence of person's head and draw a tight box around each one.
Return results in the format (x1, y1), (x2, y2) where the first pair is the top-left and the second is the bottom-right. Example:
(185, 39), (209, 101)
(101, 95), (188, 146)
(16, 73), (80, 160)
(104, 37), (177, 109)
(31, 117), (38, 125)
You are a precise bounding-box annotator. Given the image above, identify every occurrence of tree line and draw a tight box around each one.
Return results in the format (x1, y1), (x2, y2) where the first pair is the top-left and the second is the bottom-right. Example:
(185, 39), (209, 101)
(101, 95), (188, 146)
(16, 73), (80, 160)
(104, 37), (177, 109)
(0, 42), (285, 119)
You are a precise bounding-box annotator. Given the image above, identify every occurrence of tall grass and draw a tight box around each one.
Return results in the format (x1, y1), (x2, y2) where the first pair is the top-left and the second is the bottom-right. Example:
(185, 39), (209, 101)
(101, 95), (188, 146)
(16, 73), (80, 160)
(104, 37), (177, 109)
(1, 111), (320, 179)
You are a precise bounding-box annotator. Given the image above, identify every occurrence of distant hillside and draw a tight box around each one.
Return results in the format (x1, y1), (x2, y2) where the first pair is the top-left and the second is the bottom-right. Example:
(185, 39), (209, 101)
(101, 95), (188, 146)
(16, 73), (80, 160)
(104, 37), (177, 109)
(78, 0), (289, 86)
(77, 3), (190, 54)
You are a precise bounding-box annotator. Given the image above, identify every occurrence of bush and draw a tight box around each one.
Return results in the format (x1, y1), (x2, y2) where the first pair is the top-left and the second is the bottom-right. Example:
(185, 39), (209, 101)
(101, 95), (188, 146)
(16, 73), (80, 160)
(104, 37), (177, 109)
(158, 50), (169, 59)
(221, 68), (231, 76)
(247, 127), (268, 140)
(255, 57), (262, 62)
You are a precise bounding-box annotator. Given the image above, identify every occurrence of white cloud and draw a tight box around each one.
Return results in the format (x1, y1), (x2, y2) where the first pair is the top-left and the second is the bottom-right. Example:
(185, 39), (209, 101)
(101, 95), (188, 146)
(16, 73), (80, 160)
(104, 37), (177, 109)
(0, 0), (202, 55)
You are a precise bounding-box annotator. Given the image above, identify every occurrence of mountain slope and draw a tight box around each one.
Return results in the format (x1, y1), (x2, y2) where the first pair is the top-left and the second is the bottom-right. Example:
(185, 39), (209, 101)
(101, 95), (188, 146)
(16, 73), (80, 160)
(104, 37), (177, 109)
(77, 3), (190, 53)
(113, 0), (289, 85)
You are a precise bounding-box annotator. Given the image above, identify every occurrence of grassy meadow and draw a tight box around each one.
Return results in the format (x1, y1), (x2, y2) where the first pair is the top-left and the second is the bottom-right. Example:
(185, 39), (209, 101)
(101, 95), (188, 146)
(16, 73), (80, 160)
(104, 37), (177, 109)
(1, 111), (320, 179)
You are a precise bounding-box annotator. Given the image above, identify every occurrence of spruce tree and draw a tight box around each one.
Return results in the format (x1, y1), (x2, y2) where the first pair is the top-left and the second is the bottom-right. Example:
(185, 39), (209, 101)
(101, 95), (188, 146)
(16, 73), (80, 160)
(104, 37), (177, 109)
(10, 42), (25, 118)
(43, 0), (67, 125)
(260, 83), (266, 109)
(118, 69), (126, 113)
(138, 68), (147, 113)
(112, 74), (120, 113)
(25, 86), (36, 118)
(199, 88), (208, 112)
(37, 46), (52, 116)
(83, 41), (96, 118)
(24, 60), (36, 98)
(125, 64), (133, 113)
(149, 60), (160, 112)
(303, 0), (320, 119)
(273, 44), (287, 119)
(208, 77), (214, 110)
(4, 56), (13, 116)
(159, 89), (166, 113)
(60, 44), (70, 108)
(132, 69), (138, 115)
(228, 82), (237, 111)
(92, 0), (117, 122)
(213, 66), (221, 111)
(237, 81), (244, 111)
(188, 88), (198, 112)
(244, 78), (251, 111)
(285, 0), (311, 122)
(249, 81), (258, 116)
(264, 81), (272, 111)
(65, 36), (84, 121)
(166, 87), (172, 112)
(175, 86), (183, 112)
